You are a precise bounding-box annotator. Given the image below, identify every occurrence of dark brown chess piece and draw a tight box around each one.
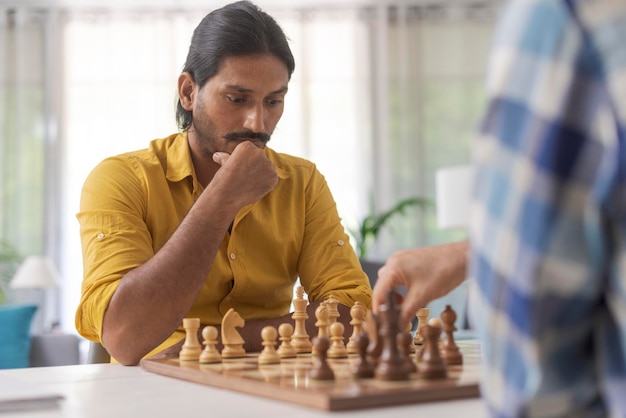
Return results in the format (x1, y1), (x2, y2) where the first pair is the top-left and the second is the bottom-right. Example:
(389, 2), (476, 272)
(398, 332), (417, 374)
(416, 322), (447, 379)
(351, 333), (375, 378)
(374, 289), (410, 381)
(309, 337), (334, 380)
(440, 305), (463, 365)
(365, 310), (382, 366)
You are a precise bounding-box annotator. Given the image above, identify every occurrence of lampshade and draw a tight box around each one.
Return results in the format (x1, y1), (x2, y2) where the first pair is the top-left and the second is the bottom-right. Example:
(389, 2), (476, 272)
(10, 255), (60, 289)
(436, 165), (473, 230)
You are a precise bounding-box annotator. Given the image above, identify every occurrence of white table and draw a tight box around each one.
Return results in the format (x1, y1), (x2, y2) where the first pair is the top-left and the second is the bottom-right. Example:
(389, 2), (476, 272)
(1, 363), (487, 417)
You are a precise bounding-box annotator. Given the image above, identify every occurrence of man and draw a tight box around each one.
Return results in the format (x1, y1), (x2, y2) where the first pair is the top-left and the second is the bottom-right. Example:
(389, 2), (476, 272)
(75, 1), (371, 366)
(374, 0), (626, 415)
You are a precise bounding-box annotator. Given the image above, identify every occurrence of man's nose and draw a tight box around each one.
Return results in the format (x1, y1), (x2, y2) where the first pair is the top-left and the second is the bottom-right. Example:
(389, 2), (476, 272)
(243, 104), (265, 133)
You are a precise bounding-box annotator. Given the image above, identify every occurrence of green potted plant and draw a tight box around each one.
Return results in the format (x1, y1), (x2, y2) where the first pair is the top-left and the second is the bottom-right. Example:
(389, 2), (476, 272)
(0, 240), (22, 305)
(347, 196), (432, 285)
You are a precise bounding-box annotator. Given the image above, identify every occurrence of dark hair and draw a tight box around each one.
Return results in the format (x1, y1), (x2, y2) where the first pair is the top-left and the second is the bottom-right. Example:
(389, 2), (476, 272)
(176, 1), (295, 131)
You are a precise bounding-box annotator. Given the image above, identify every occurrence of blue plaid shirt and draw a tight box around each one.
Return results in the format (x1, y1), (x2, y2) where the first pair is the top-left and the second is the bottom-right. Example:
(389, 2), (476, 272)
(468, 0), (626, 416)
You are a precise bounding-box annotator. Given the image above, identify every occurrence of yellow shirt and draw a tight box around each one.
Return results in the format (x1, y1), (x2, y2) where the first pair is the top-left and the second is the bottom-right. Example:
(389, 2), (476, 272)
(76, 133), (372, 359)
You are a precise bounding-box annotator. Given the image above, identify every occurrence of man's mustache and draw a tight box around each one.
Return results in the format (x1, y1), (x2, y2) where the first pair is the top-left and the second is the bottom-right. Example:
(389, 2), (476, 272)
(223, 131), (270, 143)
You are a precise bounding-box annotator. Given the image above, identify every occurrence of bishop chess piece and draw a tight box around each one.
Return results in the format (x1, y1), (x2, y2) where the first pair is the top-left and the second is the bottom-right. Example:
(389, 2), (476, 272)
(440, 305), (463, 365)
(179, 318), (202, 361)
(291, 286), (312, 353)
(312, 303), (330, 355)
(347, 301), (366, 353)
(374, 289), (410, 381)
(199, 325), (221, 364)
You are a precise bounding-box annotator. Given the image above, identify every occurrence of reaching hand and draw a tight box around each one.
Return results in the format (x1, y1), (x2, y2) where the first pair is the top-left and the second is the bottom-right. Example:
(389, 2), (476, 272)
(371, 240), (468, 326)
(212, 141), (279, 208)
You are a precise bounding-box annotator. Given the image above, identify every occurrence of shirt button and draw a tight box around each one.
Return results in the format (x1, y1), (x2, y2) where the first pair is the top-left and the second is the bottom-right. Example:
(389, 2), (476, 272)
(337, 240), (344, 246)
(97, 233), (105, 240)
(230, 253), (236, 260)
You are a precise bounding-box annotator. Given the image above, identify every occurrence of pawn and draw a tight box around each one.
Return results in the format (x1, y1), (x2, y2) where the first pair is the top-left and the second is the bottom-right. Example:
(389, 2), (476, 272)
(440, 305), (463, 365)
(417, 322), (447, 379)
(398, 332), (417, 373)
(327, 322), (348, 359)
(199, 326), (221, 364)
(351, 333), (374, 378)
(258, 326), (281, 365)
(179, 318), (202, 361)
(276, 323), (297, 359)
(309, 337), (334, 380)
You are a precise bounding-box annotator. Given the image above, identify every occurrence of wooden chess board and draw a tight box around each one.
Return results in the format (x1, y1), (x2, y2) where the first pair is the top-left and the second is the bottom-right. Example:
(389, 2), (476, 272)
(140, 340), (481, 411)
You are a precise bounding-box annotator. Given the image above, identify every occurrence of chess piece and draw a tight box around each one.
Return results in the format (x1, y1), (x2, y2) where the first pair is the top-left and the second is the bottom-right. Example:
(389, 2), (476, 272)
(291, 286), (312, 353)
(351, 333), (375, 378)
(179, 318), (202, 361)
(309, 337), (334, 380)
(405, 320), (416, 353)
(398, 332), (417, 373)
(258, 326), (281, 365)
(413, 307), (429, 345)
(364, 310), (382, 365)
(327, 322), (348, 359)
(440, 305), (463, 365)
(417, 322), (447, 379)
(312, 303), (330, 355)
(347, 301), (365, 353)
(221, 308), (246, 358)
(374, 289), (410, 381)
(276, 323), (297, 358)
(199, 325), (221, 364)
(325, 295), (340, 326)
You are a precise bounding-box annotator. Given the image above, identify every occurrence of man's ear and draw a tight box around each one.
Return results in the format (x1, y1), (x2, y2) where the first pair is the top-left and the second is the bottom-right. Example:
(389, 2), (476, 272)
(178, 72), (196, 111)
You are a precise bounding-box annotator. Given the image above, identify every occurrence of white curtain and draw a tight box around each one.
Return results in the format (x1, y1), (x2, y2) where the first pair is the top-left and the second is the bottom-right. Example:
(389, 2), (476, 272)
(1, 1), (498, 333)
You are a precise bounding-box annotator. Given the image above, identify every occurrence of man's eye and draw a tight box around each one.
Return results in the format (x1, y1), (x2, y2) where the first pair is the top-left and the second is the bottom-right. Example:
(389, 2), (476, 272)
(228, 96), (245, 103)
(267, 98), (283, 105)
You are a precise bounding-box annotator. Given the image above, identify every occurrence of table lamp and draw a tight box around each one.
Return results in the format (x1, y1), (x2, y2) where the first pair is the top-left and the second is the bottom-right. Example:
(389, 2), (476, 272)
(10, 255), (60, 333)
(435, 165), (473, 230)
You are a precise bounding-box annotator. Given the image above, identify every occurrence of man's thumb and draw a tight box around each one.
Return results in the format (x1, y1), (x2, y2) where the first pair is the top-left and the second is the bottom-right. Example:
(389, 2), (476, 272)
(212, 152), (230, 165)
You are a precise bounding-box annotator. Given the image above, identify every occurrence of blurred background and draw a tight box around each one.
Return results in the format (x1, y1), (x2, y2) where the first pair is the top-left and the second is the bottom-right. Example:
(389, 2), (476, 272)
(0, 0), (497, 347)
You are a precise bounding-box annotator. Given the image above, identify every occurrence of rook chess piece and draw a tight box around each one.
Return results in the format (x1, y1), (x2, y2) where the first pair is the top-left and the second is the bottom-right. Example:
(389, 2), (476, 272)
(276, 323), (297, 358)
(309, 337), (334, 380)
(291, 286), (312, 353)
(179, 318), (202, 361)
(258, 326), (281, 365)
(199, 325), (221, 364)
(413, 307), (429, 345)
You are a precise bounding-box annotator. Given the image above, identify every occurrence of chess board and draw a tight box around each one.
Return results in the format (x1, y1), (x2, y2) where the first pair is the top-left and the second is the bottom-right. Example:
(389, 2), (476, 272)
(140, 340), (481, 411)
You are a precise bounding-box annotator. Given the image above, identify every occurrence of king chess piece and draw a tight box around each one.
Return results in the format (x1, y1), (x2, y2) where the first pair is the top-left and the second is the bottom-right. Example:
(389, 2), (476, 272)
(291, 286), (312, 353)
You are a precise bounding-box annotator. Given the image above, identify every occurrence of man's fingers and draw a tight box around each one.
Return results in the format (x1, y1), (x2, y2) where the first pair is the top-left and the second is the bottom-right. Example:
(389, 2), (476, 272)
(212, 152), (230, 165)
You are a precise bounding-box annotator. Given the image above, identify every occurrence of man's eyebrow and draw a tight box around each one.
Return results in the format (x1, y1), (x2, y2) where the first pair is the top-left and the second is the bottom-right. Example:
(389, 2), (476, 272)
(224, 84), (288, 95)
